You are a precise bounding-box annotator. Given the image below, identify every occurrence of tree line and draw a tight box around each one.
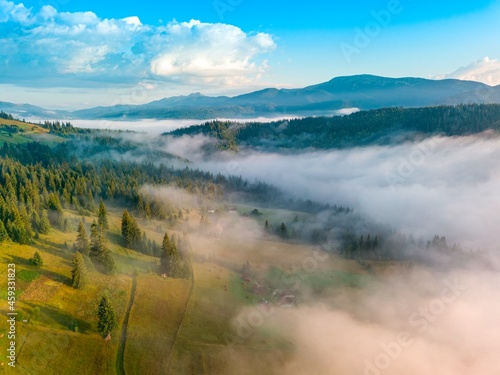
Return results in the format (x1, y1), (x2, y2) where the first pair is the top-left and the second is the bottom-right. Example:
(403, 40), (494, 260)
(167, 104), (500, 150)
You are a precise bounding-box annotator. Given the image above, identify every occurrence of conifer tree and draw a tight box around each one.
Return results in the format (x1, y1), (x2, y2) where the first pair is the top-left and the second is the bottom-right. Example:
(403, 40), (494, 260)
(121, 209), (141, 249)
(97, 199), (109, 229)
(0, 220), (8, 242)
(75, 221), (90, 256)
(121, 209), (131, 240)
(89, 221), (101, 259)
(168, 238), (180, 277)
(89, 221), (115, 274)
(97, 296), (116, 338)
(8, 209), (32, 244)
(71, 252), (88, 289)
(160, 233), (171, 274)
(47, 193), (64, 227)
(29, 251), (43, 266)
(160, 231), (187, 278)
(38, 209), (51, 234)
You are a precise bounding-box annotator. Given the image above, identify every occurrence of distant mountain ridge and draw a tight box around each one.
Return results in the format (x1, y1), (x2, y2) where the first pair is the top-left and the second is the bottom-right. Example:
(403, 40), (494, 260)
(2, 75), (500, 120)
(0, 101), (71, 120)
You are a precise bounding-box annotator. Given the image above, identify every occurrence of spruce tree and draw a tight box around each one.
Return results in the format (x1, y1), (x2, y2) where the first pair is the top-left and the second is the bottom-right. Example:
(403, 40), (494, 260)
(97, 199), (109, 229)
(8, 209), (32, 244)
(89, 221), (115, 274)
(75, 221), (90, 256)
(160, 233), (171, 274)
(71, 252), (89, 289)
(97, 296), (116, 339)
(38, 210), (51, 234)
(29, 251), (43, 266)
(169, 240), (180, 277)
(121, 209), (131, 242)
(89, 221), (101, 259)
(47, 193), (64, 228)
(159, 232), (183, 277)
(121, 209), (141, 249)
(0, 220), (8, 242)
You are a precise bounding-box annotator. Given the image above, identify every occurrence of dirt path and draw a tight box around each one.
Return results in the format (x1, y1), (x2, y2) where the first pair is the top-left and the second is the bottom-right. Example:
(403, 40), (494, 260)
(164, 269), (195, 372)
(116, 276), (137, 375)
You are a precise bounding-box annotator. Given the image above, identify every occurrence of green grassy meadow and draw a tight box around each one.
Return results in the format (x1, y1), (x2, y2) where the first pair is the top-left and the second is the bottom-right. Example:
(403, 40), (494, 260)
(0, 120), (66, 146)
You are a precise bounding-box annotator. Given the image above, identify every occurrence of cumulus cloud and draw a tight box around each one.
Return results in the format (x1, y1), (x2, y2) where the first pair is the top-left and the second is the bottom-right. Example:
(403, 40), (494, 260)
(0, 1), (275, 88)
(150, 20), (275, 85)
(437, 57), (500, 86)
(0, 0), (30, 24)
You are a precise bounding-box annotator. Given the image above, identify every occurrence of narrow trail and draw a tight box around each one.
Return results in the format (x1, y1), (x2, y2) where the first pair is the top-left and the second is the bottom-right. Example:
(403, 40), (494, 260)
(116, 276), (137, 375)
(164, 267), (195, 372)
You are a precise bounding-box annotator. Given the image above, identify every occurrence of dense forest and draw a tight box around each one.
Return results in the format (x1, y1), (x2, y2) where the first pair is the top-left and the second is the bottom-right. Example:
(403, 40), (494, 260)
(166, 104), (500, 150)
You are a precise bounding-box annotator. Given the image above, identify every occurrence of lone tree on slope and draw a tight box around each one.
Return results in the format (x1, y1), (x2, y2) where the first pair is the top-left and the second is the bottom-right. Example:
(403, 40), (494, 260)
(97, 295), (116, 339)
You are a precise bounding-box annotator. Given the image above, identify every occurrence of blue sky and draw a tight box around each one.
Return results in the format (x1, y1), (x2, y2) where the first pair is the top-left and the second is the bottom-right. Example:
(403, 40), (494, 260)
(1, 0), (500, 109)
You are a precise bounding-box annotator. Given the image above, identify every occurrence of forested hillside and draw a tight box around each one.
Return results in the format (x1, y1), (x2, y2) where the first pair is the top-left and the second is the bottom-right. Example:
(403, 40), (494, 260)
(0, 136), (333, 248)
(166, 104), (500, 150)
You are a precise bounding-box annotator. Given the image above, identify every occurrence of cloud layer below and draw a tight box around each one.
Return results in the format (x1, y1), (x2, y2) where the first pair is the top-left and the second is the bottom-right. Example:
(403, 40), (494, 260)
(195, 134), (500, 251)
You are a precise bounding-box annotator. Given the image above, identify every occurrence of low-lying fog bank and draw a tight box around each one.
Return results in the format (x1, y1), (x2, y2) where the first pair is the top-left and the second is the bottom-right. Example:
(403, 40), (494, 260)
(196, 134), (500, 251)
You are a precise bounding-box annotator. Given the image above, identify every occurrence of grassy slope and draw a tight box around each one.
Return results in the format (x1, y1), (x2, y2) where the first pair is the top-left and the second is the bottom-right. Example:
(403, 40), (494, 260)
(0, 120), (66, 145)
(124, 275), (191, 375)
(0, 203), (377, 374)
(0, 207), (161, 374)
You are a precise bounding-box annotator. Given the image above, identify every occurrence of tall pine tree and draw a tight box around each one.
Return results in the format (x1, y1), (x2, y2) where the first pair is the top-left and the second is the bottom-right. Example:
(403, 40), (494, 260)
(160, 233), (171, 274)
(0, 220), (8, 242)
(71, 252), (89, 289)
(97, 199), (109, 229)
(121, 209), (141, 249)
(159, 232), (184, 277)
(97, 296), (116, 339)
(75, 221), (90, 256)
(89, 221), (115, 274)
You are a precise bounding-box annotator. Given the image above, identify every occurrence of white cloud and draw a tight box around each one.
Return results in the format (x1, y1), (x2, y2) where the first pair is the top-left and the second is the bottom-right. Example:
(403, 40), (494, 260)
(0, 1), (275, 90)
(437, 57), (500, 86)
(122, 16), (142, 28)
(63, 45), (109, 73)
(0, 0), (31, 24)
(150, 20), (275, 84)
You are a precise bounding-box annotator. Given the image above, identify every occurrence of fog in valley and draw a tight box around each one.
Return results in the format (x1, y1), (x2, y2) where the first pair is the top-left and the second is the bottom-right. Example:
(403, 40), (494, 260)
(32, 117), (500, 374)
(124, 125), (500, 375)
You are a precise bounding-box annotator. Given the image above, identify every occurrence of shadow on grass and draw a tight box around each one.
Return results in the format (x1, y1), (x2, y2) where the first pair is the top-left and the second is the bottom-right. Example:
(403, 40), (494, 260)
(111, 250), (159, 275)
(24, 302), (92, 333)
(8, 255), (72, 286)
(30, 238), (73, 266)
(107, 232), (124, 247)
